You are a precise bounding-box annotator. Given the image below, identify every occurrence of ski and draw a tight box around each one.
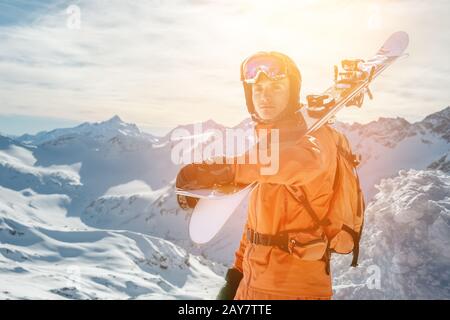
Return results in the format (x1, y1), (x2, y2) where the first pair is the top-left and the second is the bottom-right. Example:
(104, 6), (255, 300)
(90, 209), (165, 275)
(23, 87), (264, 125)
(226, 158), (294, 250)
(300, 31), (409, 135)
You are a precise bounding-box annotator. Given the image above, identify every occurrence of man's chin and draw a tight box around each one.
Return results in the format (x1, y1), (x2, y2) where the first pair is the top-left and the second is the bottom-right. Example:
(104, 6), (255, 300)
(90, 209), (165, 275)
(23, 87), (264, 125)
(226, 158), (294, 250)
(258, 111), (279, 121)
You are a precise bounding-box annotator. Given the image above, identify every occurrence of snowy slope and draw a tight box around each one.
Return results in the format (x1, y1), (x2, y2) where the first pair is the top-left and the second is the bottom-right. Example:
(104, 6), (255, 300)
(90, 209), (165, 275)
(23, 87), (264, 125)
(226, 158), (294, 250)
(0, 185), (225, 299)
(0, 141), (81, 195)
(82, 180), (249, 266)
(332, 169), (450, 299)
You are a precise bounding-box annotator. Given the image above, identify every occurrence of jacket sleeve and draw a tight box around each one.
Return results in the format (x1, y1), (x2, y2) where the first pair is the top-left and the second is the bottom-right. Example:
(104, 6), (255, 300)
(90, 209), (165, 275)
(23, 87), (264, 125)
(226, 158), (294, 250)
(234, 132), (332, 186)
(175, 158), (236, 209)
(176, 158), (236, 190)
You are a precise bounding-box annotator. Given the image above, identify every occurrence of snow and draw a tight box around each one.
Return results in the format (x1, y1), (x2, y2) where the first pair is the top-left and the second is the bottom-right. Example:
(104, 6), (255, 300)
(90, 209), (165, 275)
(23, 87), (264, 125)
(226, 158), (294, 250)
(0, 143), (82, 195)
(428, 151), (450, 173)
(104, 180), (153, 196)
(332, 169), (450, 299)
(0, 186), (225, 300)
(0, 106), (449, 299)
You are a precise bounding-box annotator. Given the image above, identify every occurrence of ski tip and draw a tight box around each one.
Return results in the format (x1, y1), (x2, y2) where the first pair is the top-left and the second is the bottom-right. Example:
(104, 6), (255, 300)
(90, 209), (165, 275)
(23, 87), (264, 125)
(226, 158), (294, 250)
(378, 31), (409, 57)
(392, 30), (410, 45)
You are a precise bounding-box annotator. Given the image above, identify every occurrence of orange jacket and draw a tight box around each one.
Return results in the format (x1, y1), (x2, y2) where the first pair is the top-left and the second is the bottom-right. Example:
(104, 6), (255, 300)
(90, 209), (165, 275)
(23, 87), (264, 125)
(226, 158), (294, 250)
(176, 113), (338, 299)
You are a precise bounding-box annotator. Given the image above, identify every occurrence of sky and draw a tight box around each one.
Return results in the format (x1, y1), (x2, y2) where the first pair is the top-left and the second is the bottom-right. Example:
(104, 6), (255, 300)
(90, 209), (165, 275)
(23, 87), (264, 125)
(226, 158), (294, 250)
(0, 0), (449, 136)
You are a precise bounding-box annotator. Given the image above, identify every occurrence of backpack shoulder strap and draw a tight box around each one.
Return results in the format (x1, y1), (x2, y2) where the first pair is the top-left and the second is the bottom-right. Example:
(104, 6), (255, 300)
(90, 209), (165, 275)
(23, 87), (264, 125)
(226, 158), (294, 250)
(334, 129), (362, 168)
(285, 185), (331, 227)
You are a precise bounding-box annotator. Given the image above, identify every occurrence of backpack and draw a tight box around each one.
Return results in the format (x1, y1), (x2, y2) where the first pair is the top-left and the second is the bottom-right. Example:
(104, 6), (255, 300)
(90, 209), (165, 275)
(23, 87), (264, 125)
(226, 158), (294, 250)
(286, 125), (365, 267)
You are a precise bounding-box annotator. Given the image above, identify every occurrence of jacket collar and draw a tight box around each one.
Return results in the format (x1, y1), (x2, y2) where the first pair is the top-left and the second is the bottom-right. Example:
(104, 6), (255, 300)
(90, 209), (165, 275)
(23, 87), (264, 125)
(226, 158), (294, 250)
(253, 111), (307, 145)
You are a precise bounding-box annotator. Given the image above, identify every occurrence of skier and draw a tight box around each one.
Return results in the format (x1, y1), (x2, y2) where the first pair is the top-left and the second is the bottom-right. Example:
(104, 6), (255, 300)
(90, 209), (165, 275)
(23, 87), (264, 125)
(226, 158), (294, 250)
(176, 52), (355, 300)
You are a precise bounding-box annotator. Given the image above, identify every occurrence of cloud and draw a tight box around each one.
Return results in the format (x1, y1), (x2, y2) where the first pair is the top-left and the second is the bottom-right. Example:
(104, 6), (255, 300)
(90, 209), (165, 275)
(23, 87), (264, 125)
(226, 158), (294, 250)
(0, 0), (449, 133)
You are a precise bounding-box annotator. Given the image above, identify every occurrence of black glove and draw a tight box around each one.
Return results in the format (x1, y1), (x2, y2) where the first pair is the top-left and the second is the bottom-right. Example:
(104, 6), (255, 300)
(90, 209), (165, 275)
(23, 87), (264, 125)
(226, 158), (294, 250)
(216, 268), (243, 300)
(176, 164), (200, 210)
(176, 194), (198, 210)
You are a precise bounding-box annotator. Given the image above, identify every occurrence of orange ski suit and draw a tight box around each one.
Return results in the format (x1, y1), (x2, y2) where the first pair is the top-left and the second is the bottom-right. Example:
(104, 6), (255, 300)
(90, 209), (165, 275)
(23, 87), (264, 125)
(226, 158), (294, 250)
(177, 113), (338, 299)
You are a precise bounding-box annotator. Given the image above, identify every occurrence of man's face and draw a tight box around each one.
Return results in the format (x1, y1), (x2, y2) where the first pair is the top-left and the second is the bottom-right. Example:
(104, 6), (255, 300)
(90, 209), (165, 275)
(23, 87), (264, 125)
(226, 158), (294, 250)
(252, 74), (290, 121)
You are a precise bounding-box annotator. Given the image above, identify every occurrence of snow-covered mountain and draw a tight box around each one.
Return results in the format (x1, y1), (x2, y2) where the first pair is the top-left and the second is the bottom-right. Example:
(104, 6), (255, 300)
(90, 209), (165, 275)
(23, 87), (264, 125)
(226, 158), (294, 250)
(428, 151), (450, 173)
(0, 107), (448, 299)
(17, 115), (157, 147)
(335, 106), (450, 199)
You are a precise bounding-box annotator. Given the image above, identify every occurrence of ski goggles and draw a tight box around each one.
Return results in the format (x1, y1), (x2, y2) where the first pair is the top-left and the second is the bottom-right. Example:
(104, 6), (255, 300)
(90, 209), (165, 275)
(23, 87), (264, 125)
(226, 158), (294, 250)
(241, 53), (289, 84)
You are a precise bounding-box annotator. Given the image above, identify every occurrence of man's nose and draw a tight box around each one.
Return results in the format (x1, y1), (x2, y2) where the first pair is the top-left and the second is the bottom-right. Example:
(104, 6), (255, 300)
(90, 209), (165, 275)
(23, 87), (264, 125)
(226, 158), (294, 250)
(261, 88), (273, 102)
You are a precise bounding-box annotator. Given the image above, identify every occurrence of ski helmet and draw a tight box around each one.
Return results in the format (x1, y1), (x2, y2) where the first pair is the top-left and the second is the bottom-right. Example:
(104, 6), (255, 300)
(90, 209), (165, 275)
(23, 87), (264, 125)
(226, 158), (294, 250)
(240, 51), (302, 123)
